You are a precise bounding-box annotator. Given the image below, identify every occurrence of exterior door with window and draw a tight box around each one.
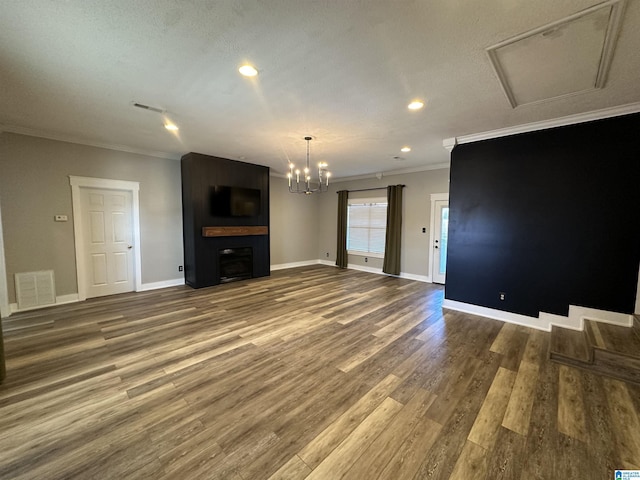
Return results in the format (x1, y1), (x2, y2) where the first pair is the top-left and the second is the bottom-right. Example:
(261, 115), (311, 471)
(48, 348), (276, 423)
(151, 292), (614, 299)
(432, 199), (449, 284)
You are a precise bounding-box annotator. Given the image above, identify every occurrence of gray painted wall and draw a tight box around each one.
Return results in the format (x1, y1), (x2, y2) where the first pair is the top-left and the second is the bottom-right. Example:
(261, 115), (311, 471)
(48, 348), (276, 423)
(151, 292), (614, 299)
(0, 132), (451, 306)
(269, 176), (320, 266)
(0, 133), (184, 303)
(316, 169), (450, 278)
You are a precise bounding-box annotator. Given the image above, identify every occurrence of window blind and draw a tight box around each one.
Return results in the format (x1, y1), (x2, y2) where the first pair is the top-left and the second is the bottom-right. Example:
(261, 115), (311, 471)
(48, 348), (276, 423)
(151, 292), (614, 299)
(347, 199), (387, 254)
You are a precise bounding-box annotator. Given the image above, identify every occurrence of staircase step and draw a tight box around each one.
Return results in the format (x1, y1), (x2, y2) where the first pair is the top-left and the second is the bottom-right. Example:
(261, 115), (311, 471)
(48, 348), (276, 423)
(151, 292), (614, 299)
(586, 320), (640, 359)
(549, 326), (591, 363)
(591, 348), (640, 384)
(550, 320), (640, 385)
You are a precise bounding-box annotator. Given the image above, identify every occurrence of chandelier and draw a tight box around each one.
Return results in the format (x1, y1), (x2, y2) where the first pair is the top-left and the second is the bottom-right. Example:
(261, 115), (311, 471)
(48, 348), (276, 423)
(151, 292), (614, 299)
(287, 136), (330, 194)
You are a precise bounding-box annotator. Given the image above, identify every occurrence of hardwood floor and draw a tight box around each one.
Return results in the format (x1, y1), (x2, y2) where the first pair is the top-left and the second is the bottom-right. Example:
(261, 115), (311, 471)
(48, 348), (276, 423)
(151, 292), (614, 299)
(1, 265), (638, 479)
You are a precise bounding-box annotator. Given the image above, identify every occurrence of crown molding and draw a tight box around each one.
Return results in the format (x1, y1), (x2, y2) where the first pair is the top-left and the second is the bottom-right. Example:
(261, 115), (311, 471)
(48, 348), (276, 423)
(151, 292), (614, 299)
(0, 123), (181, 160)
(442, 138), (457, 152)
(270, 162), (450, 182)
(445, 102), (640, 149)
(331, 162), (450, 183)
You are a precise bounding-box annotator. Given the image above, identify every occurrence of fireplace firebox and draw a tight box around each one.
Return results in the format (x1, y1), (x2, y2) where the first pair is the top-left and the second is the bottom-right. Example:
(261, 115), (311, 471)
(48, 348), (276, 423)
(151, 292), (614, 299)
(219, 247), (253, 283)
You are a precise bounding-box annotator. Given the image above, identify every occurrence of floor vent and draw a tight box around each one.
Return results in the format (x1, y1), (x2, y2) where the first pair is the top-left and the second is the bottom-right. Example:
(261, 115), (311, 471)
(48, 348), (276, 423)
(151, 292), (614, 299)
(15, 270), (56, 310)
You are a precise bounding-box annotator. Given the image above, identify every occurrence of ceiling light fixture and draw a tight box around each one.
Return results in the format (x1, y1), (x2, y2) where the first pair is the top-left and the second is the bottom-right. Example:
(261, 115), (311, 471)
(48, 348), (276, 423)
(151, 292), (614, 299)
(408, 100), (424, 110)
(400, 146), (411, 152)
(164, 123), (179, 131)
(239, 64), (258, 77)
(287, 136), (330, 195)
(133, 102), (165, 114)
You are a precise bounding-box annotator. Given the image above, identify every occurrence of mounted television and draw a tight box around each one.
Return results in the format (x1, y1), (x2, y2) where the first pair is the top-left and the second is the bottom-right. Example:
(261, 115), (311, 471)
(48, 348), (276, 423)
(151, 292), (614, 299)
(210, 185), (261, 217)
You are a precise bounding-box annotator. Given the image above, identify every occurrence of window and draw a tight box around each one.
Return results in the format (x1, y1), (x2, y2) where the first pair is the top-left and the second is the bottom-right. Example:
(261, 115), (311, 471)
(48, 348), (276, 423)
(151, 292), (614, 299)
(347, 197), (387, 257)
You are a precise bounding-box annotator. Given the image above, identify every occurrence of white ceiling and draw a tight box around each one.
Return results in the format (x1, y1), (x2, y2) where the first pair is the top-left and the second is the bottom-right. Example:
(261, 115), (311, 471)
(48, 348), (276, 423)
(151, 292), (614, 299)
(1, 0), (639, 178)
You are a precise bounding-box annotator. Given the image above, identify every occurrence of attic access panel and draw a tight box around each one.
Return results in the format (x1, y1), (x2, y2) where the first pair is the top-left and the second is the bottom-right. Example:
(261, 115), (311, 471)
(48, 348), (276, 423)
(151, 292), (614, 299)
(487, 0), (626, 108)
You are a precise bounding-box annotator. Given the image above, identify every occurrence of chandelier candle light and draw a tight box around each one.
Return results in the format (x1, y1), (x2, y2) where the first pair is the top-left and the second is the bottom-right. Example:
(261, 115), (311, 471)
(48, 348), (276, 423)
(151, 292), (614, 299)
(287, 136), (331, 194)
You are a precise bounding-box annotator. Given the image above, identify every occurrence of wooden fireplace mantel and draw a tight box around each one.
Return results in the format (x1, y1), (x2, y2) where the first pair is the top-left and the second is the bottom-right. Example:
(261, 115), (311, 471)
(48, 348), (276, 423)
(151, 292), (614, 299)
(202, 226), (269, 237)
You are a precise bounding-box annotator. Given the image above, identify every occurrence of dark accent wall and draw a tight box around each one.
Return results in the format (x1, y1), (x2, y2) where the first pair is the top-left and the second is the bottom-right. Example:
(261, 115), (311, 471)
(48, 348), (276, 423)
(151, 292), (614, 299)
(446, 113), (640, 318)
(181, 153), (270, 288)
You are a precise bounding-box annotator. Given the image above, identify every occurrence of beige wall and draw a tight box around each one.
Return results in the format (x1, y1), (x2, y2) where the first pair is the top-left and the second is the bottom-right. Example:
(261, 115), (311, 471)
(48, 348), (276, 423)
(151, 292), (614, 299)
(269, 176), (319, 266)
(0, 133), (184, 303)
(0, 131), (451, 307)
(317, 168), (450, 278)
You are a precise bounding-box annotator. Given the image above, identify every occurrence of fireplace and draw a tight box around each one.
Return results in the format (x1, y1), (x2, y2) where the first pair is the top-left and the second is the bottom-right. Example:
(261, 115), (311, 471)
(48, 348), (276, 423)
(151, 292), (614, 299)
(181, 152), (270, 288)
(219, 247), (253, 283)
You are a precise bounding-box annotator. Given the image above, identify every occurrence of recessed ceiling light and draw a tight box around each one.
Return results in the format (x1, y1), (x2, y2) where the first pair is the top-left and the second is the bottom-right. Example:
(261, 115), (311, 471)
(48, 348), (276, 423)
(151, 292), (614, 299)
(400, 146), (411, 152)
(408, 100), (424, 110)
(239, 65), (258, 77)
(164, 123), (179, 131)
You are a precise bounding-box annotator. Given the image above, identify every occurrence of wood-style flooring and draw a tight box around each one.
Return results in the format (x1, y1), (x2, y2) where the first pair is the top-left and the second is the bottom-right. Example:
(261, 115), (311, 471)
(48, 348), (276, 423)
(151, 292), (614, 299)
(550, 318), (640, 384)
(1, 265), (638, 479)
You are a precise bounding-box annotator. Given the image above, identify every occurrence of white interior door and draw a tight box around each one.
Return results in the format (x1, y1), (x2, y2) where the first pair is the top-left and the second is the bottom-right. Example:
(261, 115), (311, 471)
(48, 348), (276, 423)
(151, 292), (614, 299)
(80, 188), (134, 298)
(432, 199), (449, 284)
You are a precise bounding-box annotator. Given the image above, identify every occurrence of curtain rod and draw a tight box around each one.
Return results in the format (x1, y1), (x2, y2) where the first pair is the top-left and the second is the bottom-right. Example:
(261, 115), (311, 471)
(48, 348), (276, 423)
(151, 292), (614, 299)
(336, 185), (406, 194)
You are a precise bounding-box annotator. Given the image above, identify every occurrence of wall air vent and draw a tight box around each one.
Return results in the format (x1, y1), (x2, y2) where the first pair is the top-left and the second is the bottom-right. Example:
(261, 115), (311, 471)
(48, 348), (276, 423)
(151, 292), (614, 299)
(132, 102), (165, 114)
(487, 0), (627, 108)
(15, 270), (56, 310)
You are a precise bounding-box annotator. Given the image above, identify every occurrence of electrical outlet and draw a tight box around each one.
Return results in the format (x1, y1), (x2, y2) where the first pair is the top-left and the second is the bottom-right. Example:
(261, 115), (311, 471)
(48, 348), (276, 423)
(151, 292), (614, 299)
(499, 292), (505, 301)
(422, 227), (426, 233)
(54, 214), (68, 222)
(326, 252), (329, 257)
(178, 266), (183, 272)
(365, 257), (368, 262)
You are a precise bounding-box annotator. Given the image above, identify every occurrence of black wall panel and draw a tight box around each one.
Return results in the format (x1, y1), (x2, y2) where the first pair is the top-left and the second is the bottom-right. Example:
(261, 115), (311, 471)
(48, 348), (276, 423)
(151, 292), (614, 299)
(445, 113), (640, 317)
(181, 153), (270, 288)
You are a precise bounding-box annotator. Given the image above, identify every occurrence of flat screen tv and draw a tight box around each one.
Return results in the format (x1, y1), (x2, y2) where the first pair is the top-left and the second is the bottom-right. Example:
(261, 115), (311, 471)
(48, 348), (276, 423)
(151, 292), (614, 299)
(210, 185), (261, 217)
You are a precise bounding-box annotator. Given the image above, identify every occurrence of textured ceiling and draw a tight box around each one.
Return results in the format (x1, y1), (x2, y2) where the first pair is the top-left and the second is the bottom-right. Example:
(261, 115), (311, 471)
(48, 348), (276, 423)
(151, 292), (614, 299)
(1, 0), (639, 178)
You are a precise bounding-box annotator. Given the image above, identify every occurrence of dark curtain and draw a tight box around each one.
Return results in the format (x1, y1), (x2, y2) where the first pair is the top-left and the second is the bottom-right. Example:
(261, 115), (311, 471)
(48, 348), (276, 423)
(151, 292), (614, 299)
(336, 190), (348, 268)
(383, 185), (404, 275)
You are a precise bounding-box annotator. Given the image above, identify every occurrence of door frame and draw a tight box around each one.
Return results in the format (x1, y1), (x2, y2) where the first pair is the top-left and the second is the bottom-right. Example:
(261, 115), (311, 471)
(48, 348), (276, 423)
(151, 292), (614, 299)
(429, 193), (449, 283)
(70, 176), (141, 301)
(0, 198), (9, 318)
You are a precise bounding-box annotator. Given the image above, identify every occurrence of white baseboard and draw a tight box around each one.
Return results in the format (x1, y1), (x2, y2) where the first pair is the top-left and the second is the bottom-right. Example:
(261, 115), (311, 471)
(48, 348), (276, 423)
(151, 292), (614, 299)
(139, 278), (185, 291)
(272, 259), (432, 283)
(443, 299), (550, 331)
(569, 304), (633, 328)
(539, 311), (582, 331)
(270, 260), (322, 271)
(56, 293), (80, 305)
(346, 263), (431, 283)
(9, 293), (80, 314)
(346, 263), (382, 275)
(399, 272), (431, 283)
(442, 299), (635, 332)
